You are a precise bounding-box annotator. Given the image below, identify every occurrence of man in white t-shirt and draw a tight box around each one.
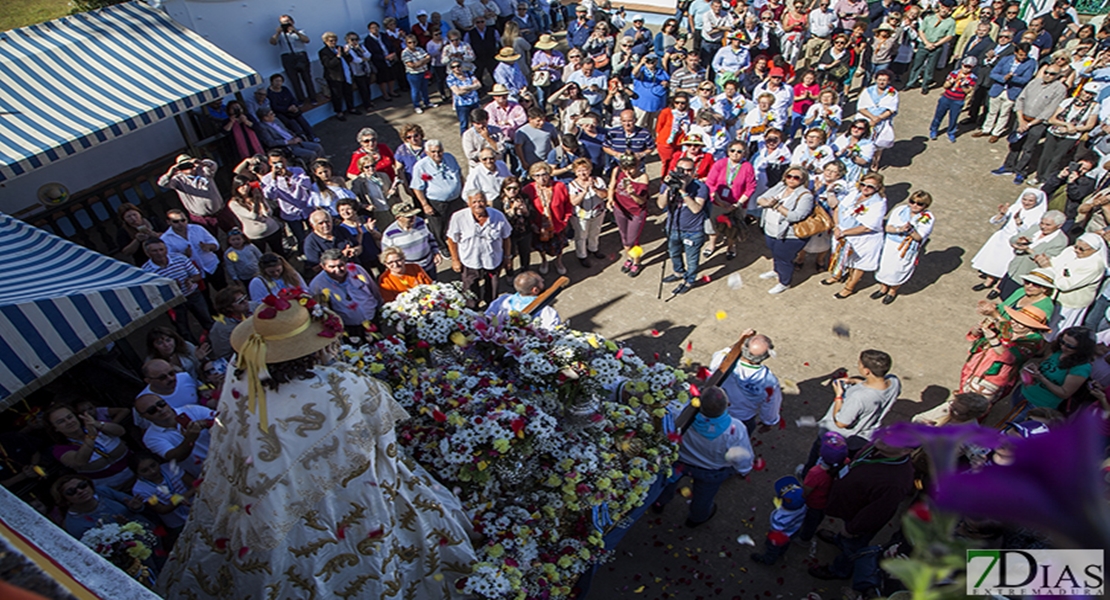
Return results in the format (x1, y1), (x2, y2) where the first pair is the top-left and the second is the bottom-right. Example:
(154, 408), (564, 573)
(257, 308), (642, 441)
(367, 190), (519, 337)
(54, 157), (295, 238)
(133, 359), (201, 429)
(136, 393), (214, 477)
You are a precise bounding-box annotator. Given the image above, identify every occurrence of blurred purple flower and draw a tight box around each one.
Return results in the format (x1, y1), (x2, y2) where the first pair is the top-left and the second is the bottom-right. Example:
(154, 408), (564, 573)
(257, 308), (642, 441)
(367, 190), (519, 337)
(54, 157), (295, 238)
(874, 421), (1005, 476)
(932, 412), (1110, 549)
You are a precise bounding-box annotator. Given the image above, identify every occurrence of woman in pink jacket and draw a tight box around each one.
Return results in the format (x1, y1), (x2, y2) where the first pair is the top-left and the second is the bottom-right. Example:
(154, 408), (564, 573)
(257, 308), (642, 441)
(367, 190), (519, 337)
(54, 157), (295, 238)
(704, 140), (756, 260)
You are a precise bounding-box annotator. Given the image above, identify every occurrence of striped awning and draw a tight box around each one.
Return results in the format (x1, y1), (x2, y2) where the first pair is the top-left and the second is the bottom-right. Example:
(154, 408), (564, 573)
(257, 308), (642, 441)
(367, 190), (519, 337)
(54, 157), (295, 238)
(0, 1), (260, 183)
(0, 213), (182, 407)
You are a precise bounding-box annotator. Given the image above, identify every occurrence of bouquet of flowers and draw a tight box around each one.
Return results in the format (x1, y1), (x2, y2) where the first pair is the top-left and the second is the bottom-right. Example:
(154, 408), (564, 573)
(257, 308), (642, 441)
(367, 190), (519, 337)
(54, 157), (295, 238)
(79, 522), (157, 587)
(345, 283), (687, 599)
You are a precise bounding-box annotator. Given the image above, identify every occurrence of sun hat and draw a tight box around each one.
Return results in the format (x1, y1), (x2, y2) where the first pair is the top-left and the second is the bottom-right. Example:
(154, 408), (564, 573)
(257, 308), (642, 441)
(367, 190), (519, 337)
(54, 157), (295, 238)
(774, 476), (805, 510)
(876, 22), (896, 32)
(576, 5), (588, 12)
(489, 83), (511, 96)
(680, 133), (706, 146)
(534, 33), (558, 50)
(495, 47), (522, 62)
(174, 154), (196, 168)
(1020, 267), (1055, 289)
(391, 201), (421, 217)
(1003, 304), (1051, 330)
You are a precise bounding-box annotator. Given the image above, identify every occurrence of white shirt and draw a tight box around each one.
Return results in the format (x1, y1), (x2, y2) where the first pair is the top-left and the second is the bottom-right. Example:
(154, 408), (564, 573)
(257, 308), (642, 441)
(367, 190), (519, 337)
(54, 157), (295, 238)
(486, 293), (561, 329)
(463, 161), (511, 205)
(161, 225), (219, 275)
(808, 8), (838, 38)
(133, 373), (200, 430)
(142, 404), (214, 478)
(447, 207), (513, 269)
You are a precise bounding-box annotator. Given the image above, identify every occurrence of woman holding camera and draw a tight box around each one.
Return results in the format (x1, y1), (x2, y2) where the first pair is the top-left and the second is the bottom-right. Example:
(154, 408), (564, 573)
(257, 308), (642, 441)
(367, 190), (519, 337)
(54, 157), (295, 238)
(756, 166), (815, 295)
(221, 100), (264, 161)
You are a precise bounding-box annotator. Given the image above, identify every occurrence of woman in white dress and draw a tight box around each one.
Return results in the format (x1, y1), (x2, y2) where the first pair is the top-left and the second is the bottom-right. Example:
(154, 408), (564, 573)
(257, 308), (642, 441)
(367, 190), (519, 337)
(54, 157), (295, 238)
(873, 190), (935, 304)
(824, 171), (888, 298)
(830, 118), (875, 184)
(158, 290), (477, 599)
(790, 127), (836, 181)
(749, 128), (793, 213)
(855, 70), (899, 171)
(1039, 233), (1108, 334)
(970, 188), (1048, 293)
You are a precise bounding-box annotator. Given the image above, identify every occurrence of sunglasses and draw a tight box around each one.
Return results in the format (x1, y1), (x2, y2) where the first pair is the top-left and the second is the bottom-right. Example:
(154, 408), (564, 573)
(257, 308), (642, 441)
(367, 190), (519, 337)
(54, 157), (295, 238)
(481, 157), (497, 162)
(384, 259), (404, 265)
(765, 138), (781, 143)
(1060, 339), (1079, 349)
(168, 218), (188, 224)
(860, 183), (878, 190)
(143, 400), (169, 416)
(728, 148), (744, 154)
(673, 167), (693, 174)
(784, 173), (802, 180)
(63, 481), (91, 497)
(908, 200), (927, 206)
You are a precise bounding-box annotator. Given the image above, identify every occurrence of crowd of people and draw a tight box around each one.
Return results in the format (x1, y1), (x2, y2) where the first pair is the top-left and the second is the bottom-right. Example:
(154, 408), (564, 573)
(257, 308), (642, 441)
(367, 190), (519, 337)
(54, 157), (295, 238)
(6, 0), (1110, 598)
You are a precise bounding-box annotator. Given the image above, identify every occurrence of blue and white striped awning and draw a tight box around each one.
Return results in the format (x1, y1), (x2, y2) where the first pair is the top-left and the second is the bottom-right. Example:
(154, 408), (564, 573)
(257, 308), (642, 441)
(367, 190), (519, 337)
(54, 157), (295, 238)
(0, 1), (260, 183)
(0, 213), (182, 407)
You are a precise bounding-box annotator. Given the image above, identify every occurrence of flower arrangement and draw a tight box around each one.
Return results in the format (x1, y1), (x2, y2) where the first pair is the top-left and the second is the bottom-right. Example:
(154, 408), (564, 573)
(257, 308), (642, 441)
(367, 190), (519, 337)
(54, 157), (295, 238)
(344, 283), (686, 599)
(79, 522), (157, 586)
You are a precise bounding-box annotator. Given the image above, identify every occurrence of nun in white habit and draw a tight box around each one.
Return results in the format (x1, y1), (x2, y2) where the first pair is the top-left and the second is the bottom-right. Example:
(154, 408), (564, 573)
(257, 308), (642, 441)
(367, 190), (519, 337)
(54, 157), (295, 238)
(970, 188), (1048, 290)
(1042, 232), (1108, 336)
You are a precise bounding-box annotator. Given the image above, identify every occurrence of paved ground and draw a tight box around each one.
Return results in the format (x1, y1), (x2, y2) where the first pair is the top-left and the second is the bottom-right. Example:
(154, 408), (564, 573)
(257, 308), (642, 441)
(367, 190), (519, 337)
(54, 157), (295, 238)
(311, 81), (1021, 599)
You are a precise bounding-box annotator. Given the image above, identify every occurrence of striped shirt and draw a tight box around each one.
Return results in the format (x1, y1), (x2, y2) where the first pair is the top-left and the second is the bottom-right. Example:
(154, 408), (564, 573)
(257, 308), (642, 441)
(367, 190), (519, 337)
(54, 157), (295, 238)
(605, 126), (654, 155)
(143, 254), (200, 296)
(382, 217), (439, 270)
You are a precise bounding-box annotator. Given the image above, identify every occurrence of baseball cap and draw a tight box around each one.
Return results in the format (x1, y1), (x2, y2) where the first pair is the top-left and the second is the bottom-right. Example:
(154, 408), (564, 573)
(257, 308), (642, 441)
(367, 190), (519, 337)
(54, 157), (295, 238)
(774, 476), (805, 510)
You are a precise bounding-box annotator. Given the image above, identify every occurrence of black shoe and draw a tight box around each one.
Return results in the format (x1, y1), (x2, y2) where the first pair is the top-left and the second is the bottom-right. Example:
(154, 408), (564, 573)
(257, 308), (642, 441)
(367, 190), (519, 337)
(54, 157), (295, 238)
(579, 256), (592, 268)
(684, 503), (717, 527)
(971, 282), (991, 292)
(726, 250), (737, 260)
(335, 112), (347, 121)
(593, 250), (607, 259)
(672, 282), (692, 295)
(869, 290), (885, 300)
(816, 530), (838, 545)
(621, 260), (632, 273)
(987, 289), (1000, 300)
(882, 294), (897, 305)
(628, 264), (642, 277)
(808, 565), (849, 581)
(662, 274), (683, 283)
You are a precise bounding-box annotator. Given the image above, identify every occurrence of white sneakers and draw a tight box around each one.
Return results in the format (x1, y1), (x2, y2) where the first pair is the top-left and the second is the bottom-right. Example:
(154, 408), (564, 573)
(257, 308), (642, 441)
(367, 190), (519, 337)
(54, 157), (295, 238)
(759, 270), (778, 280)
(768, 283), (789, 295)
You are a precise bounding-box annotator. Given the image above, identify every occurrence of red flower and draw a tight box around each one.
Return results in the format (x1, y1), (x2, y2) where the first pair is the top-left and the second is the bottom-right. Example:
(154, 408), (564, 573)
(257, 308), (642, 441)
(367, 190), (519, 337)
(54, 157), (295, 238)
(214, 538), (229, 550)
(256, 306), (278, 320)
(432, 409), (447, 423)
(510, 418), (526, 435)
(908, 502), (932, 523)
(346, 263), (358, 271)
(421, 173), (433, 181)
(260, 295), (291, 311)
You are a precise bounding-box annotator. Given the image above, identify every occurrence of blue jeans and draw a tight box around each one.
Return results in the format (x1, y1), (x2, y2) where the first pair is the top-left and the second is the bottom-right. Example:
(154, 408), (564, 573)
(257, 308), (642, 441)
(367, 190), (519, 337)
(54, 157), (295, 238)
(406, 73), (430, 110)
(930, 95), (964, 138)
(455, 103), (477, 134)
(667, 229), (706, 285)
(656, 462), (733, 523)
(787, 113), (805, 140)
(765, 234), (808, 286)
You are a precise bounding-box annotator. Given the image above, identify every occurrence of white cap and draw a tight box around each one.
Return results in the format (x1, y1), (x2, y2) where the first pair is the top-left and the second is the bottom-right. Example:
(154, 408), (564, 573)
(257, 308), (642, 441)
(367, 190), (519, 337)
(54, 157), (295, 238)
(1083, 81), (1103, 94)
(632, 13), (645, 21)
(417, 9), (428, 17)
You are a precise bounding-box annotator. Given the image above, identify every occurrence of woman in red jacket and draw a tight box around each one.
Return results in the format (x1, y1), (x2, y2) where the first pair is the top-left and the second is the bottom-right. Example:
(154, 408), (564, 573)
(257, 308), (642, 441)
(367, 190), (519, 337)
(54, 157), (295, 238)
(524, 162), (572, 275)
(655, 93), (694, 166)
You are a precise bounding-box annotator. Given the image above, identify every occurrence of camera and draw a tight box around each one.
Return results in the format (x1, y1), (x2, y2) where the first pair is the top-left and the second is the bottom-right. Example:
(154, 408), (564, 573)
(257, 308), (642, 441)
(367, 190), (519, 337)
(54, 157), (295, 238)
(1067, 161), (1080, 172)
(229, 105), (242, 117)
(664, 172), (687, 197)
(282, 22), (294, 32)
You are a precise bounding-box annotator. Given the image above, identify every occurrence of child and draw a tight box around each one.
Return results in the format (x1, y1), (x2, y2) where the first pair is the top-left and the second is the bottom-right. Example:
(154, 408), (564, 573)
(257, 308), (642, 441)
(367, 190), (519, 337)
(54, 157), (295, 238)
(750, 475), (807, 564)
(223, 228), (262, 285)
(797, 431), (849, 557)
(653, 386), (754, 527)
(929, 56), (978, 143)
(131, 452), (194, 544)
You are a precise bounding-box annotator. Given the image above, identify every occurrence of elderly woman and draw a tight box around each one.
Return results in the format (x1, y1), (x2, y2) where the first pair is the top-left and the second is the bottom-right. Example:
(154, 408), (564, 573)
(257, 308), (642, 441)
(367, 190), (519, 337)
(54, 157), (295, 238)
(318, 32), (361, 120)
(996, 209), (1068, 300)
(830, 118), (875, 184)
(815, 33), (852, 89)
(977, 267), (1057, 326)
(531, 34), (566, 108)
(1037, 233), (1108, 332)
(350, 153), (399, 227)
(802, 88), (843, 136)
(855, 70), (899, 171)
(791, 128), (835, 181)
(705, 141), (756, 262)
(46, 404), (132, 490)
(825, 172), (887, 298)
(524, 162), (571, 275)
(567, 157), (609, 268)
(393, 124), (426, 183)
(796, 160), (849, 272)
(873, 190), (936, 304)
(757, 166), (815, 295)
(655, 93), (694, 166)
(377, 247), (433, 302)
(345, 127), (396, 179)
(248, 252), (306, 301)
(750, 128), (793, 207)
(971, 188), (1048, 294)
(608, 153), (650, 277)
(115, 203), (163, 266)
(960, 304), (1050, 406)
(52, 474), (152, 538)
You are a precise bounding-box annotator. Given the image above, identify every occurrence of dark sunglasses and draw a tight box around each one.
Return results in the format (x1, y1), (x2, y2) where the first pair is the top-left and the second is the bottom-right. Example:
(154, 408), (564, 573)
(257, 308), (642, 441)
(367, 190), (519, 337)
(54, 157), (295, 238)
(63, 481), (91, 496)
(908, 200), (927, 206)
(168, 218), (188, 224)
(1060, 339), (1079, 349)
(143, 400), (169, 416)
(860, 183), (878, 190)
(784, 173), (802, 180)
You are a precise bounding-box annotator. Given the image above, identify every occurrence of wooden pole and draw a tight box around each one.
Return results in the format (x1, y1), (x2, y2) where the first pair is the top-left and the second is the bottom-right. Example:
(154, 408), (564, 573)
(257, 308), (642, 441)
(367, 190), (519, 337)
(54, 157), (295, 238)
(523, 276), (569, 315)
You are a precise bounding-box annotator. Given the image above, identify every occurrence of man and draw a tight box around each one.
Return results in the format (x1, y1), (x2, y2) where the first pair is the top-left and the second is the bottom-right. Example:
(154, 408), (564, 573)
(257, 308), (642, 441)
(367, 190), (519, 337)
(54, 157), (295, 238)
(700, 0), (734, 72)
(485, 85), (528, 141)
(303, 209), (358, 269)
(816, 349), (901, 446)
(310, 249), (384, 336)
(1026, 16), (1054, 54)
(448, 0), (475, 33)
(566, 57), (608, 109)
(657, 156), (709, 295)
(410, 140), (464, 253)
(566, 6), (594, 49)
(162, 208), (223, 291)
(208, 285), (251, 360)
(268, 14), (315, 103)
(1041, 157), (1097, 228)
(802, 0), (838, 69)
(141, 239), (211, 340)
(1039, 2), (1075, 51)
(464, 148), (511, 205)
(905, 0), (956, 94)
(260, 149), (313, 247)
(964, 28), (1015, 126)
(954, 18), (997, 62)
(624, 14), (653, 58)
(631, 55), (670, 129)
(447, 192), (513, 309)
(381, 201), (441, 280)
(997, 2), (1026, 36)
(929, 56), (979, 143)
(135, 393), (214, 478)
(157, 154), (233, 235)
(461, 108), (509, 169)
(975, 42), (1035, 142)
(256, 107), (324, 162)
(467, 16), (500, 85)
(512, 3), (538, 45)
(605, 109), (654, 162)
(138, 359), (201, 413)
(711, 331), (783, 434)
(652, 386), (753, 528)
(266, 73), (317, 141)
(670, 52), (707, 98)
(992, 63), (1069, 184)
(485, 270), (561, 329)
(514, 107), (559, 169)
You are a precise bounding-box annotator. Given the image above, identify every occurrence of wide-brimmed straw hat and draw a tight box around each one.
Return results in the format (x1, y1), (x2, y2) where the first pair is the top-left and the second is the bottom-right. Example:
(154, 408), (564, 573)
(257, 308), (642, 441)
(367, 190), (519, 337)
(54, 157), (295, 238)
(1003, 304), (1051, 330)
(489, 83), (511, 96)
(535, 34), (558, 50)
(231, 291), (341, 364)
(495, 47), (522, 62)
(1020, 268), (1055, 289)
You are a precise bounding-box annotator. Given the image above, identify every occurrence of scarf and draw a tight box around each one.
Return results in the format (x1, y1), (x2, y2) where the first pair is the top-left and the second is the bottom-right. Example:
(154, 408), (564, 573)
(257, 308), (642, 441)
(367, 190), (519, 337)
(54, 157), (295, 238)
(692, 411), (732, 440)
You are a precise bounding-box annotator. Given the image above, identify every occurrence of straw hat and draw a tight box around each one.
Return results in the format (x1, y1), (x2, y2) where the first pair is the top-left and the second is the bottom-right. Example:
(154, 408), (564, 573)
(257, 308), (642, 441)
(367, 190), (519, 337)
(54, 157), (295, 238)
(230, 291), (342, 364)
(489, 83), (511, 96)
(495, 47), (522, 62)
(535, 34), (558, 50)
(1003, 304), (1051, 330)
(1020, 268), (1055, 289)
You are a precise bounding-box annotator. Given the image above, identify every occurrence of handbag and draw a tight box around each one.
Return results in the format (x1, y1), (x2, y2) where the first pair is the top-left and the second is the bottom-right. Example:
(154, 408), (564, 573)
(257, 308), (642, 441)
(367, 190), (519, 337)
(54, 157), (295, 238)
(793, 204), (834, 238)
(828, 62), (850, 81)
(592, 51), (611, 70)
(532, 69), (552, 87)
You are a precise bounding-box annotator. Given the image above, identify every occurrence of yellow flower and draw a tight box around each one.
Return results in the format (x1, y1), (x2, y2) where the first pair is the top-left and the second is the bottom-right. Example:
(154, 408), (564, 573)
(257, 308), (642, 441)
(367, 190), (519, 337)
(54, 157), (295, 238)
(477, 461), (489, 471)
(170, 494), (186, 506)
(628, 245), (643, 258)
(587, 335), (600, 349)
(369, 363), (385, 374)
(691, 398), (701, 408)
(493, 438), (511, 453)
(126, 542), (152, 560)
(445, 370), (461, 380)
(449, 331), (469, 347)
(446, 309), (460, 318)
(557, 556), (573, 568)
(227, 250), (239, 262)
(487, 543), (505, 558)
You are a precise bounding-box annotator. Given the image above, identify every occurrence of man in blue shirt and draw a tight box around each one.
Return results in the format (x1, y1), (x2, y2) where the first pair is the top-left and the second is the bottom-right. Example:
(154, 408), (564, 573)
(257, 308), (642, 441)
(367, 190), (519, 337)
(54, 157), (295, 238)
(566, 5), (594, 49)
(657, 156), (709, 295)
(309, 249), (383, 336)
(631, 55), (670, 128)
(605, 109), (654, 162)
(410, 140), (464, 254)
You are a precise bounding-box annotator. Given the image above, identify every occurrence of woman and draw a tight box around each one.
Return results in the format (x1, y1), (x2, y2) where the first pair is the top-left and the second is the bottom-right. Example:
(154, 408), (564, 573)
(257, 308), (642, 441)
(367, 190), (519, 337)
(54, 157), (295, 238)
(350, 153), (400, 227)
(655, 93), (694, 166)
(977, 267), (1057, 326)
(377, 247), (433, 302)
(961, 304), (1050, 405)
(115, 203), (163, 266)
(873, 190), (935, 304)
(441, 30), (477, 77)
(815, 33), (852, 90)
(739, 55), (771, 98)
(401, 34), (435, 114)
(248, 252), (305, 301)
(364, 21), (398, 100)
(756, 166), (815, 295)
(825, 172), (887, 298)
(602, 78), (636, 127)
(796, 160), (849, 271)
(791, 128), (835, 181)
(502, 21), (533, 80)
(381, 18), (408, 89)
(855, 70), (899, 170)
(500, 177), (533, 274)
(669, 135), (715, 181)
(524, 162), (571, 275)
(157, 291), (477, 598)
(146, 326), (206, 381)
(228, 176), (284, 255)
(608, 153), (650, 277)
(336, 197), (384, 274)
(654, 18), (680, 57)
(871, 23), (898, 76)
(995, 210), (1068, 300)
(567, 158), (609, 268)
(971, 188), (1048, 293)
(712, 34), (751, 89)
(688, 109), (729, 161)
(689, 80), (718, 113)
(562, 48), (584, 83)
(219, 100), (264, 160)
(345, 32), (376, 111)
(741, 93), (777, 149)
(706, 141), (756, 261)
(548, 82), (590, 134)
(46, 404), (132, 490)
(750, 128), (793, 206)
(319, 32), (361, 120)
(788, 70), (820, 140)
(531, 34), (566, 108)
(830, 118), (875, 184)
(1034, 83), (1100, 185)
(308, 159), (356, 216)
(1017, 326), (1097, 413)
(53, 474), (152, 539)
(583, 21), (615, 75)
(780, 1), (808, 65)
(834, 0), (868, 32)
(446, 60), (482, 134)
(1038, 234), (1108, 332)
(393, 124), (427, 184)
(802, 88), (843, 135)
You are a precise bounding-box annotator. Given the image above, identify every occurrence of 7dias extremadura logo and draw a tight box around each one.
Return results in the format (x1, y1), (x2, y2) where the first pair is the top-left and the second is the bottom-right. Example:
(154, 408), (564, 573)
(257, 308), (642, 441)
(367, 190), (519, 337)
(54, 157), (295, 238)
(967, 550), (1104, 596)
